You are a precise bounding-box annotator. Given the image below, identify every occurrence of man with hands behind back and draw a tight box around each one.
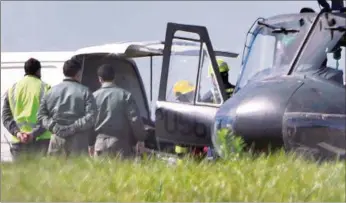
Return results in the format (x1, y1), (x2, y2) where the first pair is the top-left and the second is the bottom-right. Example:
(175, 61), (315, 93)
(2, 58), (52, 160)
(37, 58), (97, 157)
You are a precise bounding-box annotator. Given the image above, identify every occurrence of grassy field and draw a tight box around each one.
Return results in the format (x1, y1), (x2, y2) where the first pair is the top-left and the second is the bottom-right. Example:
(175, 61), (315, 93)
(1, 151), (345, 202)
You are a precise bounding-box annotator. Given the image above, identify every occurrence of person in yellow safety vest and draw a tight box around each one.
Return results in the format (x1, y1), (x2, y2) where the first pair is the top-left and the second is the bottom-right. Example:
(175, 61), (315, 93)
(201, 59), (235, 104)
(172, 81), (209, 159)
(172, 80), (196, 157)
(1, 58), (52, 159)
(173, 80), (195, 103)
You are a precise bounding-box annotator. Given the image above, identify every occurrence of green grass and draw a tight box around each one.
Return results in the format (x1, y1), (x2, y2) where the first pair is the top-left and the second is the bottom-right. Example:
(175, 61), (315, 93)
(1, 151), (345, 202)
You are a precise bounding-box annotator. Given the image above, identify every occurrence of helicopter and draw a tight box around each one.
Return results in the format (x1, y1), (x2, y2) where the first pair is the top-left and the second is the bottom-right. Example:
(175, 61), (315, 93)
(152, 0), (346, 161)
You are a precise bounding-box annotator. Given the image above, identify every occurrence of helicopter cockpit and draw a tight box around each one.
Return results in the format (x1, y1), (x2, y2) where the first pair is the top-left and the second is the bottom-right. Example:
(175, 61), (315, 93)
(235, 11), (346, 91)
(236, 13), (316, 90)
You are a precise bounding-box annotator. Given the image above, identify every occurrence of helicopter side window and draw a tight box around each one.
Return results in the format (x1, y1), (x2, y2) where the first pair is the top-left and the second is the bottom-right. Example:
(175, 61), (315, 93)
(238, 34), (277, 87)
(197, 43), (224, 105)
(294, 13), (346, 85)
(165, 39), (199, 104)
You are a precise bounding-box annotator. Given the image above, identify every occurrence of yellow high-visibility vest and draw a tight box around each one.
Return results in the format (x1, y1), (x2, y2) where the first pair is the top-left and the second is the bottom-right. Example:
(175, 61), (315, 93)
(225, 88), (234, 98)
(211, 87), (233, 104)
(7, 75), (52, 143)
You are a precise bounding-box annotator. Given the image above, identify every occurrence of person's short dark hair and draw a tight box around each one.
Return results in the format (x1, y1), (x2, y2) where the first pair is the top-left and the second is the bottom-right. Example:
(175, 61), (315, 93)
(97, 64), (115, 82)
(24, 58), (41, 75)
(63, 58), (82, 77)
(300, 7), (316, 13)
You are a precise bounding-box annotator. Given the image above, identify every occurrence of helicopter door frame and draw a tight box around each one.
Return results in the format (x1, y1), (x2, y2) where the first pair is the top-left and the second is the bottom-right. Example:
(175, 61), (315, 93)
(158, 22), (227, 102)
(154, 22), (227, 147)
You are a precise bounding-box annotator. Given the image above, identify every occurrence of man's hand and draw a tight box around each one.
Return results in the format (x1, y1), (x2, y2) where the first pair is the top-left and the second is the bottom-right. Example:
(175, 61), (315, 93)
(16, 132), (33, 144)
(24, 133), (34, 143)
(88, 146), (94, 158)
(16, 132), (25, 142)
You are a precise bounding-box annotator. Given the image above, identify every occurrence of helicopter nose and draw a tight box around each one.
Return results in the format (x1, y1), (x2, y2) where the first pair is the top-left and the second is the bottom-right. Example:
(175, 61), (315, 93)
(212, 95), (286, 158)
(211, 78), (303, 158)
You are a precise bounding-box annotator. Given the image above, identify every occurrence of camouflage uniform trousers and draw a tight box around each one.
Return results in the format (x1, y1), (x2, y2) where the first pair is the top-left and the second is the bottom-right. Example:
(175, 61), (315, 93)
(93, 136), (136, 159)
(47, 134), (88, 157)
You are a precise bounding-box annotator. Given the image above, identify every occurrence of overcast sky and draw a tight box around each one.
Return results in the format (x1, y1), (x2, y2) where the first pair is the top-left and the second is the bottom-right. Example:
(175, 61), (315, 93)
(1, 1), (324, 83)
(1, 1), (322, 52)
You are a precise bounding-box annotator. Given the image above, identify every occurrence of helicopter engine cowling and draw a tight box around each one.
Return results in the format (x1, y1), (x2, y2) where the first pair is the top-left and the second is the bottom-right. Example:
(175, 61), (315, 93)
(212, 76), (304, 155)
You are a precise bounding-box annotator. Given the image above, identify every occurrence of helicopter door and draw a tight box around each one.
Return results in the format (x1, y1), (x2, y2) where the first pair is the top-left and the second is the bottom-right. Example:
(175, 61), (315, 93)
(154, 22), (228, 147)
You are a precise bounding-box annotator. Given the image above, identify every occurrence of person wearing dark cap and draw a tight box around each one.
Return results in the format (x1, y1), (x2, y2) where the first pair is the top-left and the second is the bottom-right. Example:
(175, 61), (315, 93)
(37, 58), (97, 157)
(89, 64), (147, 158)
(2, 58), (52, 160)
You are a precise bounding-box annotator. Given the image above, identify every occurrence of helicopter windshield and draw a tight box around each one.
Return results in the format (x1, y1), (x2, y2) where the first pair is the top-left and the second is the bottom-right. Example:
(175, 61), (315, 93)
(294, 13), (346, 76)
(237, 13), (316, 89)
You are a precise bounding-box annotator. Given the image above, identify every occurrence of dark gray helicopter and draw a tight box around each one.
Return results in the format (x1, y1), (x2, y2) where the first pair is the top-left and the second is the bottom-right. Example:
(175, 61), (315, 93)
(211, 0), (346, 160)
(152, 0), (346, 161)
